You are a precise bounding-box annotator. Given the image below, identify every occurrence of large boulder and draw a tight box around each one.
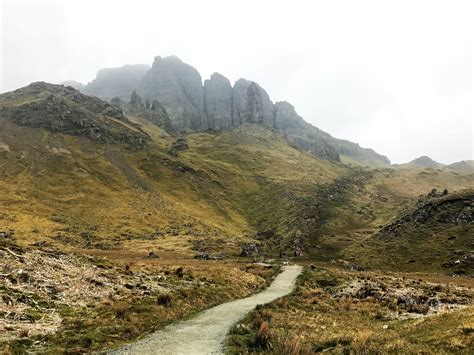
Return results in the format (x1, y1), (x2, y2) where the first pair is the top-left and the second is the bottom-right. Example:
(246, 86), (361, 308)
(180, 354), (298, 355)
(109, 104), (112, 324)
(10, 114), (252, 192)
(204, 73), (233, 129)
(138, 56), (205, 132)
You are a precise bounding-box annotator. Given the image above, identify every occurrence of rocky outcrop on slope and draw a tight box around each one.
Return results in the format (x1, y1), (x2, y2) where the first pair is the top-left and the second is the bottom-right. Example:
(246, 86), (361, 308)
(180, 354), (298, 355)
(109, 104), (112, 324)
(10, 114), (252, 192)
(372, 190), (474, 275)
(377, 191), (474, 240)
(204, 73), (233, 129)
(0, 82), (149, 149)
(81, 55), (390, 165)
(84, 64), (150, 100)
(123, 91), (174, 133)
(138, 56), (205, 132)
(232, 79), (274, 127)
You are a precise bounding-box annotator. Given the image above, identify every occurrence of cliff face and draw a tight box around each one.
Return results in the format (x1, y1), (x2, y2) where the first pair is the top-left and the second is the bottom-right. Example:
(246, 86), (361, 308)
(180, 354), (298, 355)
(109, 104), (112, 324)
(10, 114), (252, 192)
(204, 73), (233, 130)
(232, 79), (274, 127)
(83, 55), (390, 165)
(138, 56), (205, 132)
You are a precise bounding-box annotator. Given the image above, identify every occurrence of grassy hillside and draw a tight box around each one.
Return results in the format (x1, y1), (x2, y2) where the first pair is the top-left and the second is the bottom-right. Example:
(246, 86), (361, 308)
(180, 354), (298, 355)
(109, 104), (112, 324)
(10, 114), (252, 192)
(1, 83), (473, 353)
(1, 84), (472, 261)
(288, 166), (473, 262)
(0, 84), (348, 258)
(345, 190), (474, 274)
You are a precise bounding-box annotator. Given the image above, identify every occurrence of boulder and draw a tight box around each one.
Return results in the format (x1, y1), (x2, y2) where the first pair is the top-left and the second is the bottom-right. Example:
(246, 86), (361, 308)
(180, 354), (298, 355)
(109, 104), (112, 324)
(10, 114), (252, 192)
(240, 243), (259, 257)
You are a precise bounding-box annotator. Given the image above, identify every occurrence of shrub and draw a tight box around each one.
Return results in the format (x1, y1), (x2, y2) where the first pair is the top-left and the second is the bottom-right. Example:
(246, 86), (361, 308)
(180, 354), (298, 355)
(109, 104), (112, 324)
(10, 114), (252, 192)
(114, 305), (128, 319)
(176, 267), (184, 278)
(254, 321), (273, 349)
(157, 293), (173, 307)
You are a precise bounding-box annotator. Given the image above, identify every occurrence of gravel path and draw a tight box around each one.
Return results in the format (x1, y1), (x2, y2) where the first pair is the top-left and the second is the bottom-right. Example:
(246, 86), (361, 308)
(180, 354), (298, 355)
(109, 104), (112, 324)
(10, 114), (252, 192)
(111, 265), (303, 355)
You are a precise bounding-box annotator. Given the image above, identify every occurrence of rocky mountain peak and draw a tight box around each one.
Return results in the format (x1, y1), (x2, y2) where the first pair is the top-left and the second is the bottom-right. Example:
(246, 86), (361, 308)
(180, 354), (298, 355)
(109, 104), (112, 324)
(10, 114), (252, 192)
(77, 55), (391, 165)
(139, 55), (205, 131)
(0, 82), (149, 149)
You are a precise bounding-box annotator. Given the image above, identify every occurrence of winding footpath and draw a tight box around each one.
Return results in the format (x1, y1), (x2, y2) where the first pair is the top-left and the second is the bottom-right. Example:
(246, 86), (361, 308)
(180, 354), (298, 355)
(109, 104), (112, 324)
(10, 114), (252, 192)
(112, 265), (303, 355)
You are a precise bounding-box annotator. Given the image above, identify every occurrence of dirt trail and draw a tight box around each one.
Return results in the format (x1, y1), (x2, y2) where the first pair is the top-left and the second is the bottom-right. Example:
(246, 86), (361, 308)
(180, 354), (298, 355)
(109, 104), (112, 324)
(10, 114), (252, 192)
(111, 265), (303, 355)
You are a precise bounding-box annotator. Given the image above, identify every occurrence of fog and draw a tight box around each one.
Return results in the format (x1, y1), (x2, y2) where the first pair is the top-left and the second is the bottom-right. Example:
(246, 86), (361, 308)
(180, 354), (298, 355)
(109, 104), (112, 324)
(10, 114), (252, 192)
(1, 0), (472, 164)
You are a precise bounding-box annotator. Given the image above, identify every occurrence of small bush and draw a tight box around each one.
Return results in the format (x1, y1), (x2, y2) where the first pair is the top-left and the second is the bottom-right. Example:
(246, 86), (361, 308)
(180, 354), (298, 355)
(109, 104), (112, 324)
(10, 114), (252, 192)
(254, 321), (273, 349)
(114, 305), (128, 319)
(253, 309), (273, 329)
(157, 293), (173, 307)
(176, 267), (184, 278)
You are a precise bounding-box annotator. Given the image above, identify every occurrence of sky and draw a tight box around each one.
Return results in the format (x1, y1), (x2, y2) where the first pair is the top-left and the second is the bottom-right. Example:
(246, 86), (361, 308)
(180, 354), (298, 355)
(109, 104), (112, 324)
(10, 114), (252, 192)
(1, 0), (472, 164)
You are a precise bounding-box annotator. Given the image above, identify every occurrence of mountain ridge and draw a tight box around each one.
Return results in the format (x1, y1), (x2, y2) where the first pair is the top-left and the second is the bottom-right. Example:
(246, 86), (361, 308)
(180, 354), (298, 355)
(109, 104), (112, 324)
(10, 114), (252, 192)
(395, 155), (474, 176)
(79, 55), (390, 166)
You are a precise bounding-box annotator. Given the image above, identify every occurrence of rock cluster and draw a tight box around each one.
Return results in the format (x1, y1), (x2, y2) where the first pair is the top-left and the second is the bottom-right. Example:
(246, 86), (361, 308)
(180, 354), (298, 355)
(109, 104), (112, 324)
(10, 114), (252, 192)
(333, 278), (471, 316)
(240, 243), (260, 257)
(204, 73), (233, 129)
(168, 137), (189, 157)
(138, 56), (206, 131)
(83, 55), (390, 164)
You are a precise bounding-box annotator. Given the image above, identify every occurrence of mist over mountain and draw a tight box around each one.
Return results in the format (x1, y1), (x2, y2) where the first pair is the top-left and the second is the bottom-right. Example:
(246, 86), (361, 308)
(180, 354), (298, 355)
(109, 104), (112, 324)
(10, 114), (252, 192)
(1, 2), (473, 353)
(80, 55), (390, 166)
(84, 64), (151, 100)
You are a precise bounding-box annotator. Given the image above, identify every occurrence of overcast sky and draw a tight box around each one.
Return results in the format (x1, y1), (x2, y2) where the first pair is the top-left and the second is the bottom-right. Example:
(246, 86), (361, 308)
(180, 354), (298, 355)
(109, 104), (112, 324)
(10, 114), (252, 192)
(1, 0), (472, 164)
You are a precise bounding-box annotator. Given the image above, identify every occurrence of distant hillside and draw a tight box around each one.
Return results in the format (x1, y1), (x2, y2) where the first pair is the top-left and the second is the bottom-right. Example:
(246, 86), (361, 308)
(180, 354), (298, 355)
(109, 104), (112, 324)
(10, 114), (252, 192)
(395, 156), (474, 176)
(345, 189), (474, 275)
(447, 160), (474, 176)
(0, 82), (349, 255)
(82, 55), (390, 166)
(394, 155), (445, 169)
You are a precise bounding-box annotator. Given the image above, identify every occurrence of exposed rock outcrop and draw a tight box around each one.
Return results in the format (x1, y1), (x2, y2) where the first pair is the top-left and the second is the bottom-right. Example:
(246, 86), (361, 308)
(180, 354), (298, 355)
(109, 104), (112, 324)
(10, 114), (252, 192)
(77, 55), (391, 165)
(232, 79), (274, 127)
(204, 73), (233, 129)
(138, 56), (205, 132)
(126, 91), (174, 133)
(0, 82), (149, 150)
